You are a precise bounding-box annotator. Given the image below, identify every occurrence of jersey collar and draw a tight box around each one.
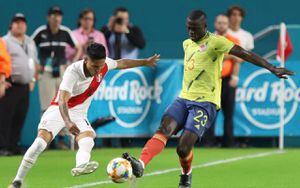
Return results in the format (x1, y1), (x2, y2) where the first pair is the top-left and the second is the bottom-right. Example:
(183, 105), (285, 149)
(197, 32), (209, 43)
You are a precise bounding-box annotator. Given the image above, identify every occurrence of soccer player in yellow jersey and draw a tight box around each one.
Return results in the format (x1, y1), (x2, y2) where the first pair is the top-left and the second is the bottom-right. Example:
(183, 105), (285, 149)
(122, 10), (293, 187)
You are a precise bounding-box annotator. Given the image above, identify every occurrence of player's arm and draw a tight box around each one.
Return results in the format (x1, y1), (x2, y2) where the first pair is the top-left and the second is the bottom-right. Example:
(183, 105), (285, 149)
(58, 90), (80, 136)
(116, 54), (160, 69)
(229, 45), (294, 79)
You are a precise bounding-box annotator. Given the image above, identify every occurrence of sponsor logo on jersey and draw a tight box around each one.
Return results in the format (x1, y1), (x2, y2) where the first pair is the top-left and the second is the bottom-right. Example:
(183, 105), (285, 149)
(199, 44), (207, 52)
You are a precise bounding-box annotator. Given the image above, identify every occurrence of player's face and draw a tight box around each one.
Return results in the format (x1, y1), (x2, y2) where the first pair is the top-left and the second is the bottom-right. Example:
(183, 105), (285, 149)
(86, 57), (106, 76)
(11, 20), (27, 36)
(214, 15), (229, 35)
(48, 14), (62, 27)
(186, 17), (207, 42)
(229, 10), (243, 27)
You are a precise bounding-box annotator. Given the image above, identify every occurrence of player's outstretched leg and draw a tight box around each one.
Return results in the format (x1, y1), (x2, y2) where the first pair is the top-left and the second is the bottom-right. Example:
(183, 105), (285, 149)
(9, 130), (51, 188)
(71, 131), (99, 177)
(177, 130), (198, 188)
(123, 116), (179, 177)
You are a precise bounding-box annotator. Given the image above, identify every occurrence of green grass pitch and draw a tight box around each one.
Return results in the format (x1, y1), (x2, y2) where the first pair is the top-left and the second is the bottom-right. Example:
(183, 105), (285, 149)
(1, 148), (300, 188)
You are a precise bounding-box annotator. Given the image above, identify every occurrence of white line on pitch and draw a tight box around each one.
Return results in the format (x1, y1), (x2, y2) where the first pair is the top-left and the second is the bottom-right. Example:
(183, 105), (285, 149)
(66, 150), (285, 188)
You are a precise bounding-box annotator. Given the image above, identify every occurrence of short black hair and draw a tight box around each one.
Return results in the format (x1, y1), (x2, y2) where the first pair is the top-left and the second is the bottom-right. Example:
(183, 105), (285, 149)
(188, 10), (207, 20)
(114, 7), (128, 16)
(227, 5), (245, 18)
(86, 43), (106, 60)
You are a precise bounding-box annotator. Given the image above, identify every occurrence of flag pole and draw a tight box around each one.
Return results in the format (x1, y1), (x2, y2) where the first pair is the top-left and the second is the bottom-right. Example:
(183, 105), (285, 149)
(279, 22), (286, 150)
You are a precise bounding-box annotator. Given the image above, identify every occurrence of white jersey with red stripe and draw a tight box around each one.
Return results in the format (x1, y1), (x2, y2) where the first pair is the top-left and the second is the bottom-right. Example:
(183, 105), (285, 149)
(41, 58), (117, 122)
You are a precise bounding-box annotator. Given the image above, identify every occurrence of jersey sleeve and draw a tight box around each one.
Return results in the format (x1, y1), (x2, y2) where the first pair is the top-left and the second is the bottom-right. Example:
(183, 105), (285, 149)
(182, 39), (190, 52)
(59, 67), (78, 93)
(213, 36), (235, 54)
(105, 57), (118, 70)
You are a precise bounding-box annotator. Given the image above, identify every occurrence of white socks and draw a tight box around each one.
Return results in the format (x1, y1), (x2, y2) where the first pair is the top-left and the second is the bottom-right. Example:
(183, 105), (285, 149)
(76, 137), (94, 167)
(14, 137), (47, 182)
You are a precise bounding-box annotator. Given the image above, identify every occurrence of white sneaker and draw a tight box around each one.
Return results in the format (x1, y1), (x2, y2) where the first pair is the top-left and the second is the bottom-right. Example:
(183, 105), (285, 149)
(71, 161), (99, 177)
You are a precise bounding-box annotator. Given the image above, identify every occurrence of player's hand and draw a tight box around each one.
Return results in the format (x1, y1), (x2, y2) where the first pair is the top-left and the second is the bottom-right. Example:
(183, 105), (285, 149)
(66, 121), (80, 136)
(229, 76), (239, 88)
(145, 54), (160, 68)
(270, 67), (294, 79)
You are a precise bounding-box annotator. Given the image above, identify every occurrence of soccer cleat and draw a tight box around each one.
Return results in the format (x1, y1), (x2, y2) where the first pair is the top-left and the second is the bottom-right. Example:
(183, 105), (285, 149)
(179, 173), (192, 188)
(122, 152), (144, 178)
(71, 161), (99, 177)
(8, 180), (22, 188)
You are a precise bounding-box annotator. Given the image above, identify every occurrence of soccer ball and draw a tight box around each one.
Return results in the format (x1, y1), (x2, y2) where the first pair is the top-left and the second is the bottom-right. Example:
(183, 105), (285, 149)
(107, 157), (133, 183)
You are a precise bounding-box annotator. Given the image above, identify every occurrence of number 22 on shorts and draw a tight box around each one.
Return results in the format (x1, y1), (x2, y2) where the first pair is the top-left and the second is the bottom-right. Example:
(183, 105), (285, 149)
(193, 110), (208, 129)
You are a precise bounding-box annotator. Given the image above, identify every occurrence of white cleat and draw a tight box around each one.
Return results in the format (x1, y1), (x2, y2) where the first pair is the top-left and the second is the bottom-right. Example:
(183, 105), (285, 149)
(71, 161), (99, 177)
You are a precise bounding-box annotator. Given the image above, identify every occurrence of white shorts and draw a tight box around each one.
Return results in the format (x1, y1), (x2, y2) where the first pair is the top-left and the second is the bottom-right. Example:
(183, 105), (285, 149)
(38, 106), (95, 138)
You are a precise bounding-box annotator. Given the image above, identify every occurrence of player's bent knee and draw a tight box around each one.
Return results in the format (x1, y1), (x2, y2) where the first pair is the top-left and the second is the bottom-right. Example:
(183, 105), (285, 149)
(158, 116), (178, 138)
(76, 131), (96, 142)
(37, 129), (52, 144)
(176, 144), (192, 158)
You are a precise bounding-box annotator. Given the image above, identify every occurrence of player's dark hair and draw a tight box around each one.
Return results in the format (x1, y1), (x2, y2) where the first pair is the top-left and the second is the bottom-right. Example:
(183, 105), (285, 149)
(86, 43), (106, 60)
(114, 7), (128, 15)
(227, 5), (245, 18)
(188, 10), (207, 20)
(77, 8), (96, 28)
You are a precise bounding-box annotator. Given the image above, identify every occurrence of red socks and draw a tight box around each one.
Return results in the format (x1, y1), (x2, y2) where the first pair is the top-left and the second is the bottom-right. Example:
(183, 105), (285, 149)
(139, 131), (193, 174)
(179, 151), (193, 175)
(140, 132), (168, 167)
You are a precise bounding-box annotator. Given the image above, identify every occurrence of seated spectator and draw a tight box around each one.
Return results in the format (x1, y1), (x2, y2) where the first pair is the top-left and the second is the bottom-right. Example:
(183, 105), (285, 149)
(66, 8), (108, 61)
(0, 13), (37, 156)
(101, 7), (146, 59)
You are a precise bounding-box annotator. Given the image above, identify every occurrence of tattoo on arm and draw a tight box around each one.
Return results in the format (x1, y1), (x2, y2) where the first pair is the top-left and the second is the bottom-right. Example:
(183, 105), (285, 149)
(58, 90), (72, 123)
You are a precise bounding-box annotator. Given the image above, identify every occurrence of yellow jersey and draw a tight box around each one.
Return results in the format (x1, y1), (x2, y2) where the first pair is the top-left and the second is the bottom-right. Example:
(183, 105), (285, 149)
(179, 32), (234, 109)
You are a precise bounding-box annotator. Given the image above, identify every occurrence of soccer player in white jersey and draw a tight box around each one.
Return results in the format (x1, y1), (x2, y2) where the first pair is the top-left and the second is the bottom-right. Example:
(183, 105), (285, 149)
(9, 43), (160, 188)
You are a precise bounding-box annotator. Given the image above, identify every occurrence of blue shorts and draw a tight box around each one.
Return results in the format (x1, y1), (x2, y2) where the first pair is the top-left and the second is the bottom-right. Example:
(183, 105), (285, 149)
(163, 97), (217, 140)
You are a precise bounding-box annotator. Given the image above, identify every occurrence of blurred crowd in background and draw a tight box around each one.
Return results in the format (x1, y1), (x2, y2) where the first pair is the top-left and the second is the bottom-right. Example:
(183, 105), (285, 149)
(0, 5), (254, 156)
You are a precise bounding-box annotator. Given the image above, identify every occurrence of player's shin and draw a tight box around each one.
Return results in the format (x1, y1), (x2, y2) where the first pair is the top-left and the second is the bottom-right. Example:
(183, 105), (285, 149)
(179, 150), (193, 175)
(13, 137), (47, 182)
(139, 131), (168, 168)
(76, 137), (94, 167)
